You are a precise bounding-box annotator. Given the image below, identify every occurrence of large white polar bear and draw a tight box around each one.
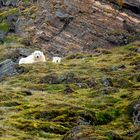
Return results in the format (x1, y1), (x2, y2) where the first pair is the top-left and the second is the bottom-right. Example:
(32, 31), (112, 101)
(19, 51), (46, 65)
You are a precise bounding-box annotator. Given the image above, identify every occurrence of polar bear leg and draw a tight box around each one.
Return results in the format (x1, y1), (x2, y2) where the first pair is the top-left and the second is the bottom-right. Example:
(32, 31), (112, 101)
(19, 55), (35, 64)
(19, 58), (26, 65)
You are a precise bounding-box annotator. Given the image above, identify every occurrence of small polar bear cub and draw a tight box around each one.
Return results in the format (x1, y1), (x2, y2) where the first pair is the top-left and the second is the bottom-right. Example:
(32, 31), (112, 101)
(52, 57), (62, 63)
(19, 51), (46, 65)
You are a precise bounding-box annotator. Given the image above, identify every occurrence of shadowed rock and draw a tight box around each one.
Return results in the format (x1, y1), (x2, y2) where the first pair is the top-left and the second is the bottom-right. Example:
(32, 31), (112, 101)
(63, 85), (74, 94)
(0, 59), (26, 80)
(7, 14), (19, 33)
(0, 0), (18, 7)
(128, 99), (140, 127)
(0, 30), (6, 43)
(0, 59), (17, 79)
(101, 77), (113, 87)
(40, 74), (59, 84)
(7, 48), (33, 62)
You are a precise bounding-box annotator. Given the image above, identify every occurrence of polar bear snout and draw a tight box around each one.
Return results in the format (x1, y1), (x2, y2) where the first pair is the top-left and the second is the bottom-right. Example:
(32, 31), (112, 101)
(34, 52), (42, 60)
(36, 55), (39, 58)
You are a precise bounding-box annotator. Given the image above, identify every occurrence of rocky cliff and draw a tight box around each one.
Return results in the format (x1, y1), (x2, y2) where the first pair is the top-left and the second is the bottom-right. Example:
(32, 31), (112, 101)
(0, 0), (140, 56)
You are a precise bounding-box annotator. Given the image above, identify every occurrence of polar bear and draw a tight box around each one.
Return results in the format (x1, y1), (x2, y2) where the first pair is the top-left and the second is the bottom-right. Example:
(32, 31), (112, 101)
(52, 57), (62, 63)
(19, 51), (46, 65)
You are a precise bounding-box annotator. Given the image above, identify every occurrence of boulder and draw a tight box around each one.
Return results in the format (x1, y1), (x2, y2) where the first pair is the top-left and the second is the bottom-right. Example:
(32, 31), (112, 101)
(127, 99), (140, 127)
(40, 74), (59, 84)
(0, 59), (17, 79)
(0, 59), (25, 80)
(7, 14), (19, 33)
(98, 87), (119, 95)
(132, 99), (140, 126)
(59, 72), (81, 84)
(7, 48), (33, 62)
(0, 30), (6, 43)
(0, 0), (18, 7)
(101, 77), (113, 87)
(55, 9), (69, 20)
(63, 85), (74, 94)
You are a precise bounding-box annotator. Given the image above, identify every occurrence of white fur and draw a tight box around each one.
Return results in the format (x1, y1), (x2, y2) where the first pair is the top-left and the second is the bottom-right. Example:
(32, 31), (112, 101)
(19, 51), (46, 65)
(52, 57), (62, 63)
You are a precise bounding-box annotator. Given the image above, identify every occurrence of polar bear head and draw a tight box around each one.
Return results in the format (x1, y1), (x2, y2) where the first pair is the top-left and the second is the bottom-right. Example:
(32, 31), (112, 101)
(33, 51), (46, 62)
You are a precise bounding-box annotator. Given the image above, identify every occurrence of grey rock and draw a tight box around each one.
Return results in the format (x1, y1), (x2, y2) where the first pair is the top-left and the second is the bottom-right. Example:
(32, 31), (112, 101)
(0, 59), (17, 79)
(86, 78), (97, 88)
(0, 0), (18, 7)
(110, 66), (118, 71)
(62, 125), (98, 140)
(0, 30), (6, 43)
(40, 74), (59, 84)
(98, 87), (119, 95)
(55, 9), (69, 19)
(7, 14), (19, 33)
(63, 85), (74, 94)
(109, 0), (140, 14)
(123, 20), (137, 34)
(134, 64), (140, 71)
(17, 48), (32, 56)
(106, 34), (129, 45)
(47, 15), (55, 22)
(128, 99), (140, 127)
(123, 0), (140, 14)
(21, 90), (32, 96)
(101, 77), (113, 87)
(132, 99), (140, 126)
(59, 72), (81, 84)
(0, 59), (26, 80)
(118, 64), (126, 69)
(7, 48), (32, 62)
(136, 48), (140, 53)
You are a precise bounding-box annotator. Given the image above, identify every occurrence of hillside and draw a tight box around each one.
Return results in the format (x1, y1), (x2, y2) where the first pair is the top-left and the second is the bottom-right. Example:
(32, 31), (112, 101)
(0, 42), (140, 139)
(0, 0), (140, 140)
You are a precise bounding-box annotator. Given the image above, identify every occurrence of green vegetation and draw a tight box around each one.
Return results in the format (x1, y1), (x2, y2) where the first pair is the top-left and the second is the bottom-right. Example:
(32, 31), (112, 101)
(0, 8), (19, 18)
(0, 41), (140, 139)
(0, 22), (9, 32)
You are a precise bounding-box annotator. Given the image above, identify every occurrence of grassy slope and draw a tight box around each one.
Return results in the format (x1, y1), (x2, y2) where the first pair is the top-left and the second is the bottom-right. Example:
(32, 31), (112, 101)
(0, 41), (140, 140)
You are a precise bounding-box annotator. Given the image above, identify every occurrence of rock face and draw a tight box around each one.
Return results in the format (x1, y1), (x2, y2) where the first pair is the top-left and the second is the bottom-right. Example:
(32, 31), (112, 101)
(0, 59), (17, 79)
(127, 98), (140, 128)
(110, 0), (140, 14)
(0, 0), (18, 7)
(0, 0), (140, 56)
(132, 99), (140, 126)
(0, 59), (25, 80)
(18, 0), (140, 56)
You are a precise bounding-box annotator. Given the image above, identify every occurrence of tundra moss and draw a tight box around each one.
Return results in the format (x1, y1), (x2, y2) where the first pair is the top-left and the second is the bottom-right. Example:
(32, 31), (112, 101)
(0, 22), (9, 32)
(0, 42), (140, 139)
